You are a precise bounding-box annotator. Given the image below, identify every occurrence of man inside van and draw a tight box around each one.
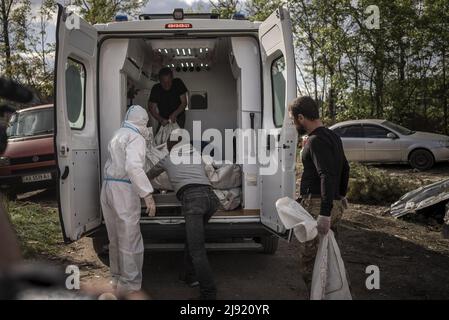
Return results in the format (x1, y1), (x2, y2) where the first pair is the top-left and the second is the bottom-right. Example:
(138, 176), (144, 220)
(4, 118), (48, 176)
(288, 96), (350, 291)
(147, 135), (219, 300)
(148, 67), (188, 128)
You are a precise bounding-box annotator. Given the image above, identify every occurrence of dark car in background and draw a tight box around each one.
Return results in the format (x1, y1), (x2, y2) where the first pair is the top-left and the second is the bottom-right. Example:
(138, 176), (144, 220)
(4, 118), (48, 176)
(0, 104), (56, 199)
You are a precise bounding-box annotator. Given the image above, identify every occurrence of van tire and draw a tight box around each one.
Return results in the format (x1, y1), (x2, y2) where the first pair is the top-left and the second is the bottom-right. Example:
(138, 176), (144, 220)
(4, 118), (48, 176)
(92, 236), (110, 266)
(409, 149), (434, 171)
(260, 235), (279, 254)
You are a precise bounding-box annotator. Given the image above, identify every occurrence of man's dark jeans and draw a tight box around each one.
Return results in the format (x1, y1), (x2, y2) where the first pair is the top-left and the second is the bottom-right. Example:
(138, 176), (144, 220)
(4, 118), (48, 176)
(179, 185), (220, 299)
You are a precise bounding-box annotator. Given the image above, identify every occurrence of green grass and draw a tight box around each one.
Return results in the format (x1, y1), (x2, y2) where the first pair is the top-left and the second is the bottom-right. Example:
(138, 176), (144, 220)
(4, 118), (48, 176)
(8, 201), (64, 258)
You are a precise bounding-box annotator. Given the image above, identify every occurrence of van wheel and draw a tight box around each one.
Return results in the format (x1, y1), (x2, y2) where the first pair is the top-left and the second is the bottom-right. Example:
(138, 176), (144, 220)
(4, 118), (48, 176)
(409, 149), (434, 171)
(92, 236), (110, 266)
(260, 235), (279, 255)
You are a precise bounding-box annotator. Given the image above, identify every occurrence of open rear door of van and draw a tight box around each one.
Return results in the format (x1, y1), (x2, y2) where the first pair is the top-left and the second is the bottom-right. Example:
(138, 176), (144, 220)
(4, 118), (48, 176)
(259, 7), (298, 237)
(54, 4), (101, 242)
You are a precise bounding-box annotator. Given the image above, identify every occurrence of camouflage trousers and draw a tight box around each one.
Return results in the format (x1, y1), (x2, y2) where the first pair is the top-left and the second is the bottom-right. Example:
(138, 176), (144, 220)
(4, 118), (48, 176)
(298, 197), (345, 288)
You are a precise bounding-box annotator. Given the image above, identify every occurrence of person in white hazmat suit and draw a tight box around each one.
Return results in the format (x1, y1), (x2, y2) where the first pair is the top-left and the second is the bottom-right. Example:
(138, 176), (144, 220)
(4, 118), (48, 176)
(100, 105), (156, 294)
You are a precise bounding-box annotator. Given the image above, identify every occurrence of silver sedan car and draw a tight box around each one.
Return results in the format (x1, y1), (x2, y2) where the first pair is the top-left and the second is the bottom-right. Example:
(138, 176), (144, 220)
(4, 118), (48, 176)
(329, 119), (449, 170)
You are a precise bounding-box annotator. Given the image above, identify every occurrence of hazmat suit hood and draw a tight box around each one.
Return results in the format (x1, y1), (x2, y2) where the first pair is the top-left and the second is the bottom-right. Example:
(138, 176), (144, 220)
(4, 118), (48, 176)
(123, 105), (150, 140)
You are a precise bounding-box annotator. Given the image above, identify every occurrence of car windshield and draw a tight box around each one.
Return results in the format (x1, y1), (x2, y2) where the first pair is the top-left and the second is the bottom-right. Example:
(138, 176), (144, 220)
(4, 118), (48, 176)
(382, 120), (414, 135)
(7, 108), (54, 138)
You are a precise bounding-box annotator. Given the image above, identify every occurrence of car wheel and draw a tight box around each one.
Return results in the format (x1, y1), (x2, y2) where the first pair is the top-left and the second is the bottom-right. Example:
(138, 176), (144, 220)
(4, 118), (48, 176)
(409, 149), (435, 171)
(92, 236), (110, 266)
(260, 235), (279, 255)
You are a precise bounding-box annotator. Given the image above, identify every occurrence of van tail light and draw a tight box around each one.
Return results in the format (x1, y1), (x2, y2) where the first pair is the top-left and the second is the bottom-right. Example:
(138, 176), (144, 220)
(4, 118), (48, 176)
(165, 23), (192, 29)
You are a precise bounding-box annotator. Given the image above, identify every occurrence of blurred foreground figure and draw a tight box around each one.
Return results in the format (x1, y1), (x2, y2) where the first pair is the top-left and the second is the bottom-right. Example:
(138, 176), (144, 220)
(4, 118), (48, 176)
(0, 200), (22, 270)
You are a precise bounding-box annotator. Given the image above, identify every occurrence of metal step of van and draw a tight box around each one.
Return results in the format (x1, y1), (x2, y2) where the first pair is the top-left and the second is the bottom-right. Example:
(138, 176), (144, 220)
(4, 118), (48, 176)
(142, 192), (181, 208)
(143, 242), (263, 251)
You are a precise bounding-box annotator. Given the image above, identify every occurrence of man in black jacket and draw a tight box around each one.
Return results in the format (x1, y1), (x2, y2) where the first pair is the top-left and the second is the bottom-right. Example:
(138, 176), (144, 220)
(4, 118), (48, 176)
(288, 96), (350, 289)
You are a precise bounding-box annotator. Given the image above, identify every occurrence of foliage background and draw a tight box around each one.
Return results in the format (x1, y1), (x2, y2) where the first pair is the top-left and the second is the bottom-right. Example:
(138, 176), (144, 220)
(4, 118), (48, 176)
(0, 0), (447, 133)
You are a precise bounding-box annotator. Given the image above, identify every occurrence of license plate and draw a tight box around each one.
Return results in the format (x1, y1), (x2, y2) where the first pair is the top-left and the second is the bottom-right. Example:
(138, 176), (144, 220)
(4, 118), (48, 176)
(22, 173), (52, 183)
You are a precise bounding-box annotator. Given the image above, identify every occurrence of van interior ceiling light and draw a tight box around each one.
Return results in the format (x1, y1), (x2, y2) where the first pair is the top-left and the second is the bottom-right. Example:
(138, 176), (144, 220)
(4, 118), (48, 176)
(182, 48), (186, 56)
(173, 8), (184, 20)
(188, 48), (192, 55)
(176, 48), (180, 55)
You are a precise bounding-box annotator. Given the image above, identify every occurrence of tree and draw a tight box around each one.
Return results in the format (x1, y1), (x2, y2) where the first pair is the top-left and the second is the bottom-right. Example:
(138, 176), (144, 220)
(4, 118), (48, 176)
(209, 0), (240, 19)
(0, 0), (30, 78)
(245, 0), (285, 21)
(70, 0), (149, 24)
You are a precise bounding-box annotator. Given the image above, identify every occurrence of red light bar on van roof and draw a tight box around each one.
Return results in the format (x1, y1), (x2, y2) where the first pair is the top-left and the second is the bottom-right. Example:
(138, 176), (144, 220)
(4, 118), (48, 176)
(165, 23), (192, 29)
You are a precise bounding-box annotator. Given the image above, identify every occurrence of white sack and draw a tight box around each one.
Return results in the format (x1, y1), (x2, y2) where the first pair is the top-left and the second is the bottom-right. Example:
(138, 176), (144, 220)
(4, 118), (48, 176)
(213, 188), (241, 211)
(145, 135), (173, 191)
(205, 163), (242, 190)
(154, 122), (180, 146)
(275, 197), (352, 300)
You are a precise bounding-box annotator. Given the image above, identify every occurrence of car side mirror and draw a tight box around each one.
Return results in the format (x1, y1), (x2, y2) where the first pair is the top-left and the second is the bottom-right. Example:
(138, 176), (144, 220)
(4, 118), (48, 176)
(387, 132), (398, 139)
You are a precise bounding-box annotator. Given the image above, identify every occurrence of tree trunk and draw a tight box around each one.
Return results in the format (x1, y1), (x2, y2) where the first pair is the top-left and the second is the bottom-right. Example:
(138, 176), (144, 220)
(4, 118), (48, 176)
(1, 0), (12, 78)
(443, 47), (447, 134)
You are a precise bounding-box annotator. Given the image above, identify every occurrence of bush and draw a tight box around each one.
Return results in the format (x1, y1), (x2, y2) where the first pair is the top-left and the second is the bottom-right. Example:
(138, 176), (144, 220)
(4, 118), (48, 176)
(347, 163), (419, 205)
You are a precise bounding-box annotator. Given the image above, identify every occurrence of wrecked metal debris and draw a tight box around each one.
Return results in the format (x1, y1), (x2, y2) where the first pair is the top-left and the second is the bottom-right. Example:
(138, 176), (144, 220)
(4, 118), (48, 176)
(390, 178), (449, 218)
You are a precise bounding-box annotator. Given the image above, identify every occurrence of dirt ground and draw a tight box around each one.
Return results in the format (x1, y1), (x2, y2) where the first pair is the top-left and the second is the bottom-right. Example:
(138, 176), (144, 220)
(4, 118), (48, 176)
(21, 163), (449, 300)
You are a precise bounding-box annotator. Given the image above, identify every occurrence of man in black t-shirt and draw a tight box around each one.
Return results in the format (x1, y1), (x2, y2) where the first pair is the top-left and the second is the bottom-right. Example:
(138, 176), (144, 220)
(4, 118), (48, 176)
(148, 67), (188, 128)
(288, 96), (350, 290)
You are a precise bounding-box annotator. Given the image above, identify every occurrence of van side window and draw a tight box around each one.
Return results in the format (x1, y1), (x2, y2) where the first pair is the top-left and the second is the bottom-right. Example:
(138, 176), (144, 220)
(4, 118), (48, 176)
(271, 56), (286, 127)
(65, 58), (86, 129)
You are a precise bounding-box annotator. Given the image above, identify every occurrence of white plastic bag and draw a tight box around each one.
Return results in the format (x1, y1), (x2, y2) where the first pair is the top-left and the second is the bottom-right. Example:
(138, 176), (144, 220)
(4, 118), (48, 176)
(154, 122), (180, 146)
(213, 188), (241, 211)
(275, 197), (352, 300)
(145, 137), (173, 191)
(310, 232), (352, 300)
(205, 163), (242, 190)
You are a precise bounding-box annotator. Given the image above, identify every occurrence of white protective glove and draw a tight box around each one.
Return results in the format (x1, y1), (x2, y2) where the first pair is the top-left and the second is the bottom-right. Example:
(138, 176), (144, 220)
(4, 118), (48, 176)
(144, 194), (156, 217)
(316, 215), (331, 235)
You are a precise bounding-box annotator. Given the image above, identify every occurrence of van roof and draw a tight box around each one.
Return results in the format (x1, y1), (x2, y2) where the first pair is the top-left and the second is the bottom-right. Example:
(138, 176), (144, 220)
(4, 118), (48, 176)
(17, 104), (53, 113)
(95, 18), (261, 33)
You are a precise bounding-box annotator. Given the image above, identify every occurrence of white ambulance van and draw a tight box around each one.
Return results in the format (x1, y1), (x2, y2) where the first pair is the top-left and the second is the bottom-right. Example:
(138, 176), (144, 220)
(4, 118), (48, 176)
(54, 4), (298, 257)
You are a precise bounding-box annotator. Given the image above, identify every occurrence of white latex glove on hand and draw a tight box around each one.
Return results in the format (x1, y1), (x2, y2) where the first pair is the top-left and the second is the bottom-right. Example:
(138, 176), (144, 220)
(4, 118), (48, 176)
(144, 194), (156, 217)
(317, 215), (331, 235)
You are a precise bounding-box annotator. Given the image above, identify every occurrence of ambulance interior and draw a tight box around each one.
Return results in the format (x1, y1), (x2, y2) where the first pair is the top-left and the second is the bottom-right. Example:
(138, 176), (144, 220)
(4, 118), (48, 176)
(99, 36), (263, 218)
